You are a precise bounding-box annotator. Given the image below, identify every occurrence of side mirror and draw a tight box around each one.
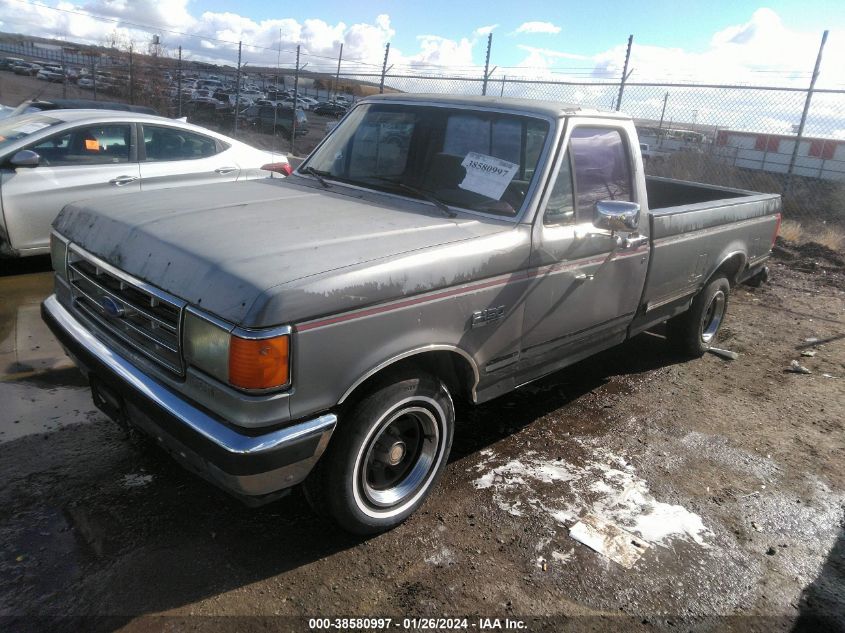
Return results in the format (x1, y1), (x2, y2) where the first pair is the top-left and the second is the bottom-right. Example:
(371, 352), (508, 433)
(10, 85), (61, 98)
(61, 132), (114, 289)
(594, 200), (640, 232)
(10, 149), (40, 168)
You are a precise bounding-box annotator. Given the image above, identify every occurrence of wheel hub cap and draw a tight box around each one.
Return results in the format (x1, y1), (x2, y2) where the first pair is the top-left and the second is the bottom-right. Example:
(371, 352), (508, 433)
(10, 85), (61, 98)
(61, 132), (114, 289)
(387, 442), (406, 466)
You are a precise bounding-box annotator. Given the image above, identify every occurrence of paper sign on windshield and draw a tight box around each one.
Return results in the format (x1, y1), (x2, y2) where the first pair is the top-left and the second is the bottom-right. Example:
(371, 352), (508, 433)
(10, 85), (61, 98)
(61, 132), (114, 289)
(459, 152), (519, 200)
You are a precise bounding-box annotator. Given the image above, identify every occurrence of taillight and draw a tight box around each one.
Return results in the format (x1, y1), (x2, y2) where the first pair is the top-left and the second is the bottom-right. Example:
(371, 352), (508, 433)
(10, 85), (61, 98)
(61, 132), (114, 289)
(772, 212), (782, 247)
(261, 162), (293, 176)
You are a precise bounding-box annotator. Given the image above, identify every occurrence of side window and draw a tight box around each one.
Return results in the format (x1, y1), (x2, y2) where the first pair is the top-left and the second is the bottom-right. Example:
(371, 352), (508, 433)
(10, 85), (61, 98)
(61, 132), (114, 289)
(143, 125), (219, 161)
(543, 150), (575, 225)
(569, 127), (632, 219)
(28, 124), (131, 166)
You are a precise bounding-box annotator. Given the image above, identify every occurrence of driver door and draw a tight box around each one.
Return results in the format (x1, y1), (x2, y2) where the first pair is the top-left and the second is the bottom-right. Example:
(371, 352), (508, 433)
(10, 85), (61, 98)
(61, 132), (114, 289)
(519, 121), (650, 376)
(1, 122), (139, 254)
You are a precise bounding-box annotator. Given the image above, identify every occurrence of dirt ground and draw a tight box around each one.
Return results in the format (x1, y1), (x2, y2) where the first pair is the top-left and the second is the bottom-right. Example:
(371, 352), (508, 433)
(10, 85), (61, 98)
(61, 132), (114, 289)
(0, 242), (843, 633)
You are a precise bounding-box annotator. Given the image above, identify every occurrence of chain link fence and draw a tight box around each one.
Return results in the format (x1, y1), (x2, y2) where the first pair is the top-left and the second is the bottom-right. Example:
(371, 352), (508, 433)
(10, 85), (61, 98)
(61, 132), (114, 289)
(347, 72), (845, 227)
(1, 36), (844, 229)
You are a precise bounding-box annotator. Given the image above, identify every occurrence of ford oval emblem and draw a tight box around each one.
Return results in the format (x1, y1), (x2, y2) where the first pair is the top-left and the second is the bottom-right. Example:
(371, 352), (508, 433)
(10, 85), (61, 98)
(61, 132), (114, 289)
(100, 296), (125, 318)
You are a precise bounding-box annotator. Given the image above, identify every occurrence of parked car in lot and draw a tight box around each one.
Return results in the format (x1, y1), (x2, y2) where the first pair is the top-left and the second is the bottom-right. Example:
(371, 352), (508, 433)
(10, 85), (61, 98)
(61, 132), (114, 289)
(0, 56), (25, 71)
(0, 110), (290, 257)
(13, 62), (42, 76)
(36, 66), (66, 82)
(9, 98), (158, 117)
(241, 104), (309, 138)
(42, 94), (781, 534)
(313, 101), (348, 117)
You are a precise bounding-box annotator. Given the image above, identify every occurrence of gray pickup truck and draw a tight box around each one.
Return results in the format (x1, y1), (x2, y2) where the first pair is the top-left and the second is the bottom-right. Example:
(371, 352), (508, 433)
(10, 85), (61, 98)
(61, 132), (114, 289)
(42, 94), (781, 533)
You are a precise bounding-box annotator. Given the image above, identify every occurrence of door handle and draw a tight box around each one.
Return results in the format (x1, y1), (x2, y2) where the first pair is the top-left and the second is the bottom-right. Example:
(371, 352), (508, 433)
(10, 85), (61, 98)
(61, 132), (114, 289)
(214, 166), (238, 175)
(574, 273), (595, 282)
(109, 175), (139, 186)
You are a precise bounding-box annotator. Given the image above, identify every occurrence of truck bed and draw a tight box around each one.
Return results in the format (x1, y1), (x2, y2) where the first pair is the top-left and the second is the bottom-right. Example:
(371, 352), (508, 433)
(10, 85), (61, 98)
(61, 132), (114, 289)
(631, 176), (781, 335)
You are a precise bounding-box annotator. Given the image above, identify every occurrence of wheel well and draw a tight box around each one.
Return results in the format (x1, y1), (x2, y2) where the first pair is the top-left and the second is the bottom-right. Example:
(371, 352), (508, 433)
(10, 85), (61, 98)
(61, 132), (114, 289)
(712, 252), (747, 287)
(340, 350), (477, 412)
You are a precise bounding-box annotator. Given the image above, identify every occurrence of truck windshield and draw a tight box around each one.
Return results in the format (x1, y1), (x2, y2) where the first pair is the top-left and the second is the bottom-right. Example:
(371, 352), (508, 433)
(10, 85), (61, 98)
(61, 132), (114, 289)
(303, 103), (551, 217)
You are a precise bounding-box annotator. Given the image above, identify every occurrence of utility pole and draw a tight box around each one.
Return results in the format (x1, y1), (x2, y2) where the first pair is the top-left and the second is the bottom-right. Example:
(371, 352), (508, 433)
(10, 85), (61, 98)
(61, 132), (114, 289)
(334, 42), (343, 101)
(177, 45), (182, 118)
(615, 34), (633, 111)
(785, 29), (828, 194)
(233, 40), (242, 134)
(291, 44), (300, 154)
(482, 33), (492, 96)
(379, 43), (390, 94)
(128, 45), (134, 104)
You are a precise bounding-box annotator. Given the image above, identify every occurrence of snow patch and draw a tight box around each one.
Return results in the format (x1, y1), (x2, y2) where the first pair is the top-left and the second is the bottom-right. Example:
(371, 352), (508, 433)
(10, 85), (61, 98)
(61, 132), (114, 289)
(471, 443), (712, 549)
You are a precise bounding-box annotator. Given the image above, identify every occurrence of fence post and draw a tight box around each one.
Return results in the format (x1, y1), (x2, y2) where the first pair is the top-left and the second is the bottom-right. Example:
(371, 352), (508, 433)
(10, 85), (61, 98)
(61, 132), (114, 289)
(291, 44), (300, 155)
(379, 43), (390, 94)
(128, 45), (134, 104)
(500, 74), (506, 97)
(785, 29), (828, 195)
(482, 33), (492, 96)
(61, 47), (66, 99)
(177, 45), (182, 118)
(657, 91), (668, 146)
(615, 34), (633, 111)
(334, 42), (343, 101)
(233, 41), (242, 134)
(91, 55), (97, 101)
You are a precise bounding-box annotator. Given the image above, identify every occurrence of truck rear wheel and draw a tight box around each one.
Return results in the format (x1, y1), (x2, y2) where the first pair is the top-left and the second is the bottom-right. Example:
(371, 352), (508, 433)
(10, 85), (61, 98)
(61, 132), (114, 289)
(304, 372), (454, 534)
(667, 276), (730, 357)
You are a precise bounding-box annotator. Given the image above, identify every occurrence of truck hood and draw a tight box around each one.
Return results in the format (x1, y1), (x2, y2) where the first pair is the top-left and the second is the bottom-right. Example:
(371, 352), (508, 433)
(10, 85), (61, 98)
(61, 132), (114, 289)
(55, 178), (523, 326)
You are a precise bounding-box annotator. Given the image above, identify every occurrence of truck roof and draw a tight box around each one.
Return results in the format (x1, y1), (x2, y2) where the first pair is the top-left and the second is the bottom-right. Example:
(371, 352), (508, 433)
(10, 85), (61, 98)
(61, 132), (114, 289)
(363, 93), (631, 120)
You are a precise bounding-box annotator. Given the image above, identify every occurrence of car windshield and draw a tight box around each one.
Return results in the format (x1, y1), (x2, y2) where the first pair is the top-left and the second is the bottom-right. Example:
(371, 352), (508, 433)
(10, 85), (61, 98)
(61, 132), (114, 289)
(0, 114), (61, 152)
(302, 102), (551, 217)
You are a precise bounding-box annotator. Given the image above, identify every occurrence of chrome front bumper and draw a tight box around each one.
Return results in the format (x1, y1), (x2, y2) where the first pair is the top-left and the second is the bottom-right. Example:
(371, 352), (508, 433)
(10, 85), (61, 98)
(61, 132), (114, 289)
(42, 294), (337, 504)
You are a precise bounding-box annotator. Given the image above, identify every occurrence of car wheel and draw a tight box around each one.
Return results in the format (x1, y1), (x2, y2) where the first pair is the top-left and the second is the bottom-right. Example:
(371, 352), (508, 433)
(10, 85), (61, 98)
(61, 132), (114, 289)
(304, 371), (454, 534)
(666, 276), (730, 357)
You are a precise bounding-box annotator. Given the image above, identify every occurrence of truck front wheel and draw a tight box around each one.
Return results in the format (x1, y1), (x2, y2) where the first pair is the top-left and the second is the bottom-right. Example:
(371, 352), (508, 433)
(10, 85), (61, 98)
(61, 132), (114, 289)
(304, 372), (454, 534)
(667, 276), (730, 357)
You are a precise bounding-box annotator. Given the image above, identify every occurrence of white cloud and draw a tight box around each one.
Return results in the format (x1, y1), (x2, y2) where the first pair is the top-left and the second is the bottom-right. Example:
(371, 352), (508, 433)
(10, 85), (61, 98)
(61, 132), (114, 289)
(512, 9), (844, 89)
(474, 24), (498, 37)
(0, 1), (399, 72)
(512, 21), (562, 36)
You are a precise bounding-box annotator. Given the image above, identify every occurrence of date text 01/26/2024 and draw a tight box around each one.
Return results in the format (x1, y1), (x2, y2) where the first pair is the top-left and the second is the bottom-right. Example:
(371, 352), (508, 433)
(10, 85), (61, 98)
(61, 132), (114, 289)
(308, 617), (527, 630)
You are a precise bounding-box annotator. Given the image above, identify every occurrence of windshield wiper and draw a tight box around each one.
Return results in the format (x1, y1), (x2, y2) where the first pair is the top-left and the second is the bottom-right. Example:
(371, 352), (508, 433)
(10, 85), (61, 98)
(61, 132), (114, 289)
(301, 166), (331, 189)
(397, 183), (457, 218)
(367, 177), (456, 218)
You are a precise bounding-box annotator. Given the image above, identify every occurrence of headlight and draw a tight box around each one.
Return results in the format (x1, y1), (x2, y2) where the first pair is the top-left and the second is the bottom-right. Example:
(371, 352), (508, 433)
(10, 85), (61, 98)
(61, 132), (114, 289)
(49, 231), (68, 278)
(183, 309), (291, 392)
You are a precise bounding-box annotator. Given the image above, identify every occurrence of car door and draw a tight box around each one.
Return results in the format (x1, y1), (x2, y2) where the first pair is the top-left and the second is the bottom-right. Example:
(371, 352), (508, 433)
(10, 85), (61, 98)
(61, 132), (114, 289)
(138, 123), (241, 191)
(519, 121), (650, 376)
(0, 121), (139, 254)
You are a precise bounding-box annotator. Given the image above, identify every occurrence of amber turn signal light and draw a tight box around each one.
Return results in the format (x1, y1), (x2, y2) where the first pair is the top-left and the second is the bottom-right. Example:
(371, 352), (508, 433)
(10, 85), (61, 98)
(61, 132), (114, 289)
(228, 334), (290, 390)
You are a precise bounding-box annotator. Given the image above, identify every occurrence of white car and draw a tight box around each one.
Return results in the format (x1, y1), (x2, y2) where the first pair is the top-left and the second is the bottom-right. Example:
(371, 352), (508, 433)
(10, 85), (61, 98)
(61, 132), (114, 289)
(298, 97), (319, 110)
(0, 110), (290, 257)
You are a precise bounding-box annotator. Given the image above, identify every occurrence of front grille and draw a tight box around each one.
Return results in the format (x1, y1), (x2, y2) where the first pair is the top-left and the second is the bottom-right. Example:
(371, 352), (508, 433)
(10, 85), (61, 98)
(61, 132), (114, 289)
(67, 245), (186, 375)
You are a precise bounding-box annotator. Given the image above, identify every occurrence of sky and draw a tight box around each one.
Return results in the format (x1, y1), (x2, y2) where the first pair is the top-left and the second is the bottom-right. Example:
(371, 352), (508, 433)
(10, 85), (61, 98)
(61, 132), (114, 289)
(0, 0), (843, 137)
(0, 0), (843, 87)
